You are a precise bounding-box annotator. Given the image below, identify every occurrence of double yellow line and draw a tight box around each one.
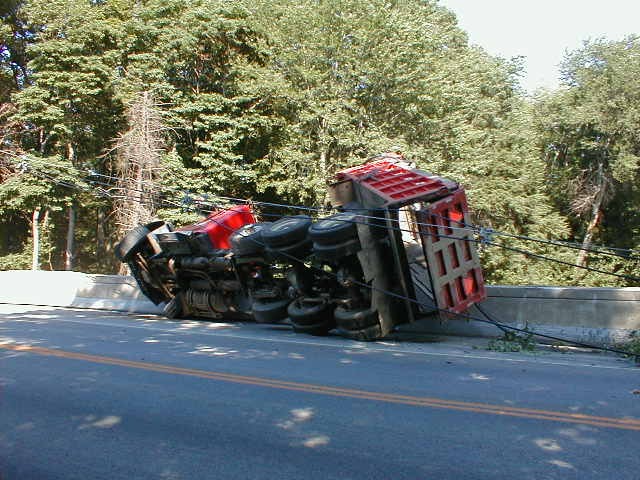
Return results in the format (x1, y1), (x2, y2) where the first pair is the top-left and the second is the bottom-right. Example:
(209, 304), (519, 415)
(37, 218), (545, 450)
(3, 342), (639, 432)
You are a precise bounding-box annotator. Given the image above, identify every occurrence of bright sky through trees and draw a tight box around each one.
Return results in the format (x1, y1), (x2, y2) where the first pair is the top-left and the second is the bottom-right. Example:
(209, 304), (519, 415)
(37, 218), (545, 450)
(439, 0), (640, 93)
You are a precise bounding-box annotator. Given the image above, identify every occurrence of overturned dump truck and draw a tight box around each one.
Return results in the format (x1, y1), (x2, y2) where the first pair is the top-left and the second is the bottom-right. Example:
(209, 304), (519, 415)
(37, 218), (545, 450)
(116, 153), (486, 341)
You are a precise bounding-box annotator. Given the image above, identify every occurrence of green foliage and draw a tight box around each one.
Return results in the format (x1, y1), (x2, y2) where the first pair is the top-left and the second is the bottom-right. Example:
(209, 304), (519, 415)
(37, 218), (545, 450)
(1, 0), (30, 103)
(487, 329), (536, 353)
(0, 155), (82, 215)
(15, 0), (125, 159)
(247, 0), (570, 287)
(0, 250), (32, 270)
(116, 0), (287, 198)
(618, 331), (640, 356)
(0, 0), (638, 286)
(533, 36), (640, 285)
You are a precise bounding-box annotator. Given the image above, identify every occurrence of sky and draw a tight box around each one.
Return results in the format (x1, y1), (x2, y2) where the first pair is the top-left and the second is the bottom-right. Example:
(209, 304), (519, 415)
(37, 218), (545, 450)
(438, 0), (640, 93)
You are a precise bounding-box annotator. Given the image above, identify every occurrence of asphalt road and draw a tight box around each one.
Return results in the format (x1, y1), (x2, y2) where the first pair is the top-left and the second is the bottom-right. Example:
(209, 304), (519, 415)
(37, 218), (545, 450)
(1, 304), (638, 480)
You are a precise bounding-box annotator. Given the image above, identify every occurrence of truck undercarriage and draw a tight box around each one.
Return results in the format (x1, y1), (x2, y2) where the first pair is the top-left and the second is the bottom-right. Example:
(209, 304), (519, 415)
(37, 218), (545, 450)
(117, 153), (486, 341)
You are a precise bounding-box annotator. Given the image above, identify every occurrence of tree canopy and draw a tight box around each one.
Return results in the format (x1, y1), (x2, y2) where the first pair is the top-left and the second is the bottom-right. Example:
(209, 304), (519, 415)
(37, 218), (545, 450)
(0, 0), (638, 286)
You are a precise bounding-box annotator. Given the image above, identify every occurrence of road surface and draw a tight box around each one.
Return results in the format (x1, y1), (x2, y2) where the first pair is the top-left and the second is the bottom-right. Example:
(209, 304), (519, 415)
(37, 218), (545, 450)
(1, 304), (638, 479)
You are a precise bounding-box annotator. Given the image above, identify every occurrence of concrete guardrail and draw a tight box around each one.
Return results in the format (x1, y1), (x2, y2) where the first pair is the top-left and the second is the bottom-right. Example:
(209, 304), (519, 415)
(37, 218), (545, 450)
(1, 270), (638, 344)
(0, 270), (161, 315)
(401, 285), (640, 344)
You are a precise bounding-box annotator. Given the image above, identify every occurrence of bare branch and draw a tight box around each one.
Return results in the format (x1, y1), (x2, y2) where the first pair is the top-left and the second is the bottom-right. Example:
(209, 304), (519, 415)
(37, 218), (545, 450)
(112, 91), (167, 240)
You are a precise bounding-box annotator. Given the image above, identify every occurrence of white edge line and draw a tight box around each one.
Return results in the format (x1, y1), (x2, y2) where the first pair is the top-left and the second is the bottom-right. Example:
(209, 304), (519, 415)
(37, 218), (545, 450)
(1, 309), (638, 372)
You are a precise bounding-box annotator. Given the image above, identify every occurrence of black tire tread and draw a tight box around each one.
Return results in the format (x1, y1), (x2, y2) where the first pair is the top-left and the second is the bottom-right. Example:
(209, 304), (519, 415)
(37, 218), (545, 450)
(252, 298), (290, 323)
(312, 238), (361, 261)
(262, 216), (312, 248)
(230, 222), (270, 256)
(309, 212), (359, 245)
(337, 323), (383, 341)
(292, 320), (334, 336)
(287, 298), (335, 326)
(266, 238), (312, 262)
(115, 221), (167, 262)
(129, 262), (169, 305)
(334, 306), (379, 330)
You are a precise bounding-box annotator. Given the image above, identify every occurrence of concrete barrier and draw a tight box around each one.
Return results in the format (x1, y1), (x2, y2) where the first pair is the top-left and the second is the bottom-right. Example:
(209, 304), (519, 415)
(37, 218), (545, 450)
(0, 270), (162, 315)
(400, 285), (640, 344)
(1, 270), (638, 344)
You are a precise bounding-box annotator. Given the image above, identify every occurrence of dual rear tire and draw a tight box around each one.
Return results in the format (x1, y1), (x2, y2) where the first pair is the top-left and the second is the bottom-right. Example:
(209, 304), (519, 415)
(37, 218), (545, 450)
(287, 298), (336, 336)
(334, 306), (383, 341)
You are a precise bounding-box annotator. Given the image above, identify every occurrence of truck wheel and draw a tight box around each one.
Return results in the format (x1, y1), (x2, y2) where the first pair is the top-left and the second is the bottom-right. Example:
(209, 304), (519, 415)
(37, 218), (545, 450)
(334, 306), (379, 330)
(312, 238), (361, 261)
(292, 319), (334, 336)
(128, 261), (170, 305)
(309, 212), (359, 245)
(162, 295), (183, 319)
(287, 298), (335, 326)
(252, 298), (290, 323)
(337, 323), (383, 342)
(115, 220), (167, 262)
(261, 216), (312, 248)
(267, 237), (313, 263)
(230, 222), (270, 256)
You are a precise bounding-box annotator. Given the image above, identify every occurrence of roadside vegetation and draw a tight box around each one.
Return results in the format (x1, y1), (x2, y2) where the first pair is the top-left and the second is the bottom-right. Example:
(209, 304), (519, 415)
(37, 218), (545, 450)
(486, 330), (537, 353)
(1, 0), (639, 287)
(617, 332), (640, 357)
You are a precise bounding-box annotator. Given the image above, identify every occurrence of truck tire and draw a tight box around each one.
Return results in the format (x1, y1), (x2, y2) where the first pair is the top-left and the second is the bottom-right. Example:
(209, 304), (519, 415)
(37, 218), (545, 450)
(312, 238), (361, 261)
(115, 220), (167, 262)
(337, 323), (383, 342)
(334, 306), (379, 330)
(287, 298), (335, 326)
(292, 319), (334, 336)
(309, 212), (359, 245)
(261, 216), (312, 248)
(266, 237), (313, 262)
(128, 261), (169, 305)
(252, 298), (290, 323)
(162, 295), (183, 319)
(230, 222), (270, 256)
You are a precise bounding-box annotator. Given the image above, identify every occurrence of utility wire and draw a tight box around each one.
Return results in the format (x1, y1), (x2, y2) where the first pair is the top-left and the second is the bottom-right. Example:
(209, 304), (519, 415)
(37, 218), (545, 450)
(156, 197), (640, 361)
(197, 208), (640, 283)
(16, 166), (639, 359)
(14, 155), (640, 258)
(20, 162), (640, 283)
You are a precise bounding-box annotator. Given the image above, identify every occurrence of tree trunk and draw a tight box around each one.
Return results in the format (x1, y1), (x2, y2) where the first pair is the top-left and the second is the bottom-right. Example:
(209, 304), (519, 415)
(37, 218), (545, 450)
(576, 163), (607, 268)
(113, 90), (165, 241)
(32, 207), (41, 271)
(64, 141), (77, 271)
(319, 150), (330, 206)
(65, 204), (76, 271)
(42, 209), (53, 270)
(67, 142), (76, 164)
(319, 150), (327, 181)
(576, 208), (604, 268)
(134, 156), (145, 227)
(96, 208), (105, 250)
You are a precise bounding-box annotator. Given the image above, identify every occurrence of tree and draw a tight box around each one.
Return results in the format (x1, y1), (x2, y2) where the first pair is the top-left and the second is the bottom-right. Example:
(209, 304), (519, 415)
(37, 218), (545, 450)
(247, 0), (567, 284)
(1, 0), (40, 269)
(534, 36), (640, 282)
(0, 0), (610, 287)
(249, 0), (406, 205)
(117, 1), (288, 199)
(7, 0), (128, 270)
(0, 0), (30, 103)
(112, 91), (165, 242)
